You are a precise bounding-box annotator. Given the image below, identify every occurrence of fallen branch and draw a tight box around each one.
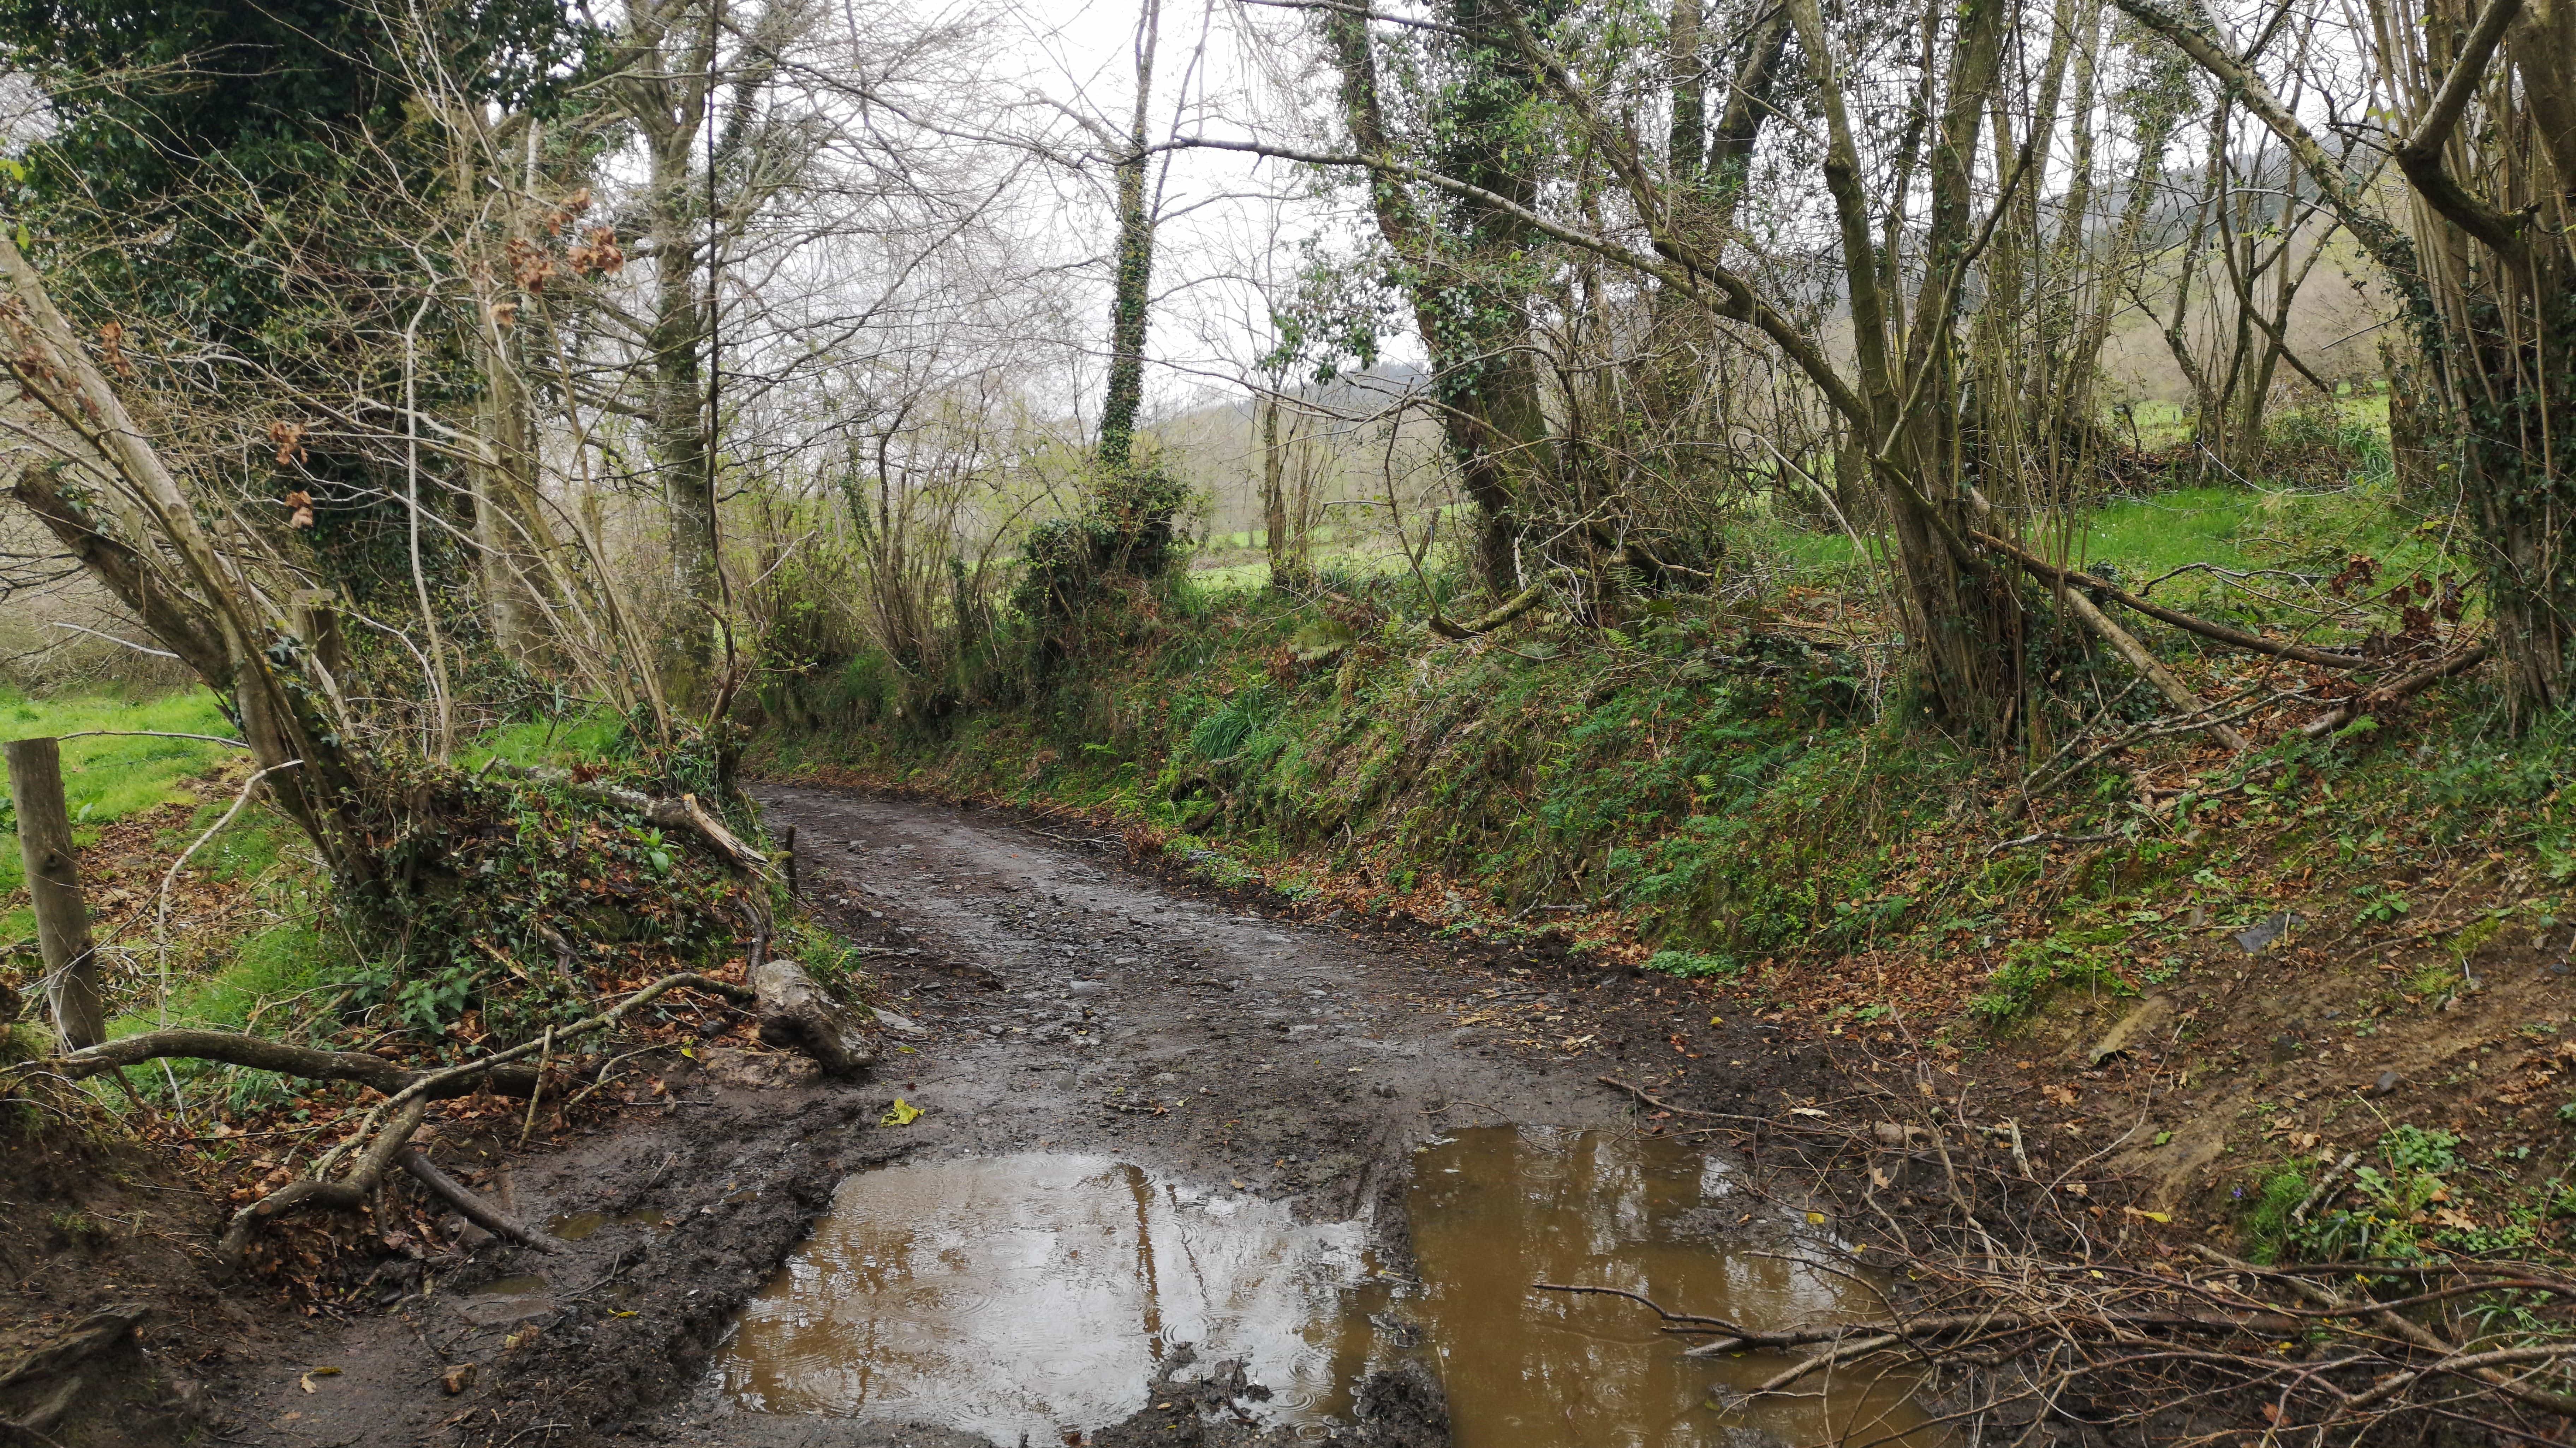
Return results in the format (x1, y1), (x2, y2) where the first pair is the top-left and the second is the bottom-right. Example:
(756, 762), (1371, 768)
(398, 1144), (557, 1252)
(486, 763), (768, 871)
(43, 1027), (551, 1100)
(214, 1095), (430, 1269)
(1985, 830), (2120, 856)
(2048, 571), (2254, 752)
(41, 968), (757, 1101)
(1530, 1281), (1746, 1332)
(45, 967), (873, 1271)
(2199, 1247), (2576, 1418)
(1973, 529), (2372, 669)
(1427, 582), (1546, 640)
(2298, 642), (2492, 738)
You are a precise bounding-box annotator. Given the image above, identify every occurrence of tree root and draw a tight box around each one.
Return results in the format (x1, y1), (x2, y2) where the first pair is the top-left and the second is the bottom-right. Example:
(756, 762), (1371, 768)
(1427, 582), (1547, 640)
(215, 1096), (430, 1270)
(34, 966), (870, 1273)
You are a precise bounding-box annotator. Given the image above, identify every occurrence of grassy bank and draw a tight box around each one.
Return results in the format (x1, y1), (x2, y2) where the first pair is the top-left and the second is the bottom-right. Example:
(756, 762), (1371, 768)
(755, 476), (2576, 1255)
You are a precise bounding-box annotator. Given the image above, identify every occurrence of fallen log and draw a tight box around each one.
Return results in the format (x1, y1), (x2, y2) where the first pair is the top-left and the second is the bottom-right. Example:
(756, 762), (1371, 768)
(752, 958), (878, 1077)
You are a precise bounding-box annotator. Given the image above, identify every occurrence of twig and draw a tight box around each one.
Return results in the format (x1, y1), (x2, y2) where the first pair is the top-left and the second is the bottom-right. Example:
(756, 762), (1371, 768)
(1985, 830), (2119, 856)
(47, 622), (178, 659)
(518, 1026), (553, 1149)
(1529, 1282), (1745, 1332)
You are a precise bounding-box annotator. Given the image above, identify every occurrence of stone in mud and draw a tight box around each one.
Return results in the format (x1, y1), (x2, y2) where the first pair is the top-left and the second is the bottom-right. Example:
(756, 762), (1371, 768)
(2081, 993), (2176, 1066)
(2235, 912), (2298, 953)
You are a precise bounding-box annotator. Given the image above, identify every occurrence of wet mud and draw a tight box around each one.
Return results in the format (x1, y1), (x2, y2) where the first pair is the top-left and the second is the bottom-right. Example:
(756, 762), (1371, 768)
(186, 784), (1884, 1448)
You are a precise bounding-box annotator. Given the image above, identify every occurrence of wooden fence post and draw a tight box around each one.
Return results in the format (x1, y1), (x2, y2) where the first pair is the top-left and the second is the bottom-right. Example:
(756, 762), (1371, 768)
(6, 737), (104, 1049)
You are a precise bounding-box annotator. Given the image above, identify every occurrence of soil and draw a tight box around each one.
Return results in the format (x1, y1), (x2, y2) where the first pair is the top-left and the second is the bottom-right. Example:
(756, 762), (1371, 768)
(4, 783), (1860, 1448)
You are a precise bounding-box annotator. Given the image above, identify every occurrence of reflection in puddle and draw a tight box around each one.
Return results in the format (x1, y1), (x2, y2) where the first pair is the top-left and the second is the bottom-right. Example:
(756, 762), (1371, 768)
(717, 1154), (1371, 1441)
(1411, 1126), (1931, 1447)
(720, 1131), (1930, 1446)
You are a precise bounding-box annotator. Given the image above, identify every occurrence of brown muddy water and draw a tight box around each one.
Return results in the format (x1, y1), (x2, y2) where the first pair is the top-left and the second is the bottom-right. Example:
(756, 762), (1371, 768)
(715, 1125), (1929, 1446)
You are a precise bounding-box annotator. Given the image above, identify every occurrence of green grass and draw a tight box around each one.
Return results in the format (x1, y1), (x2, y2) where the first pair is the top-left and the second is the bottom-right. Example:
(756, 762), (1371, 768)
(1188, 537), (1451, 591)
(0, 688), (242, 928)
(111, 918), (341, 1036)
(2068, 486), (2268, 576)
(463, 709), (630, 770)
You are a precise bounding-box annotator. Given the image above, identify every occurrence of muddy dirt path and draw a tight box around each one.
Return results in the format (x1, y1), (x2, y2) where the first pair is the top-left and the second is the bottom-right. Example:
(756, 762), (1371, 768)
(198, 786), (1847, 1448)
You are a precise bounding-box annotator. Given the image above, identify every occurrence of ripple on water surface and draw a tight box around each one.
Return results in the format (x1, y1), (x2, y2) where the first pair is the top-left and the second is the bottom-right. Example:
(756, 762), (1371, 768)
(718, 1131), (1935, 1447)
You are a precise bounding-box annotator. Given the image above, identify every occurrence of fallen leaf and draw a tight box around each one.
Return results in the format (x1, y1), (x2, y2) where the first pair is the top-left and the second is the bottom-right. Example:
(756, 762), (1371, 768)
(2123, 1207), (2172, 1223)
(1805, 1211), (1826, 1224)
(880, 1097), (924, 1127)
(298, 1367), (341, 1393)
(440, 1363), (477, 1395)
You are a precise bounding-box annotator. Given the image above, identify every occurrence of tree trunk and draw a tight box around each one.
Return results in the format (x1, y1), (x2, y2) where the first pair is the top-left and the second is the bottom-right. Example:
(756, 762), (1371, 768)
(1789, 0), (2025, 735)
(1323, 2), (1551, 593)
(1099, 0), (1162, 472)
(1259, 388), (1305, 591)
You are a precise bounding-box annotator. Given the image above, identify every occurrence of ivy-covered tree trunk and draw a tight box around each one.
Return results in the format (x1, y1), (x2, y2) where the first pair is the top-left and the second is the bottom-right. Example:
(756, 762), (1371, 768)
(1098, 0), (1161, 471)
(1324, 2), (1552, 592)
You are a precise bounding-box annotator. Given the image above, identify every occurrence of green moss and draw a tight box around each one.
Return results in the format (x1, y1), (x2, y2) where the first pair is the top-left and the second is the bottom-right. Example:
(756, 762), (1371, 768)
(2239, 1163), (2314, 1264)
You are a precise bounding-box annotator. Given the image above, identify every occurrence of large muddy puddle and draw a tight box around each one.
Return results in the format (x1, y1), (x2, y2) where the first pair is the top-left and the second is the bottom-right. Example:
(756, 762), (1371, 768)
(717, 1153), (1371, 1437)
(716, 1128), (1931, 1445)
